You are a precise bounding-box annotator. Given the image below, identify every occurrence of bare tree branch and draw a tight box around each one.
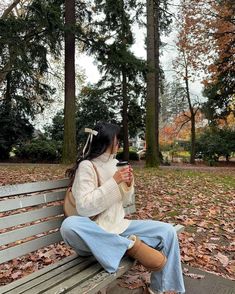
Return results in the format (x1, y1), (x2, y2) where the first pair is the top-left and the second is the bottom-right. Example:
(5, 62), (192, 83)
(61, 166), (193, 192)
(183, 112), (191, 119)
(176, 117), (191, 135)
(1, 0), (21, 19)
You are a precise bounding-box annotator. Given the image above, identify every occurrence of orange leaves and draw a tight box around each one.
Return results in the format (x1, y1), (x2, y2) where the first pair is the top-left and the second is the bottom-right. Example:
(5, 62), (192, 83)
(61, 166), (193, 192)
(177, 0), (235, 85)
(159, 110), (205, 144)
(117, 264), (150, 290)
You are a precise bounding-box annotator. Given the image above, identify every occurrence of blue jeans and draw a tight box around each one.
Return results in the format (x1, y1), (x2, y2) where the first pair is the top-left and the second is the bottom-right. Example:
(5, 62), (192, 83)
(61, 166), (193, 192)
(60, 216), (185, 293)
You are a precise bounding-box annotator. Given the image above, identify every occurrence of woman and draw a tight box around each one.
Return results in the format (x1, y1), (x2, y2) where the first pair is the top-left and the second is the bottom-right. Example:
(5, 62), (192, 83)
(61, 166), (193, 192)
(60, 122), (185, 294)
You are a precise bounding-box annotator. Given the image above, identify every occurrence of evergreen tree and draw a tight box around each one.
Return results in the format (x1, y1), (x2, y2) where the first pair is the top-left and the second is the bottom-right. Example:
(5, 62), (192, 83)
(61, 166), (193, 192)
(62, 0), (77, 164)
(84, 0), (147, 160)
(0, 1), (63, 159)
(0, 102), (34, 160)
(44, 83), (144, 152)
(202, 71), (235, 124)
(146, 0), (174, 166)
(0, 1), (63, 116)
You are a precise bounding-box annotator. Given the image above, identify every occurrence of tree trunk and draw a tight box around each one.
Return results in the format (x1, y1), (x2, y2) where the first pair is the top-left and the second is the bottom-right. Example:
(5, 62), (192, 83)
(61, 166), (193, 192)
(184, 63), (195, 164)
(62, 0), (77, 164)
(146, 0), (158, 167)
(190, 113), (196, 164)
(4, 71), (11, 112)
(122, 68), (129, 161)
(0, 1), (20, 84)
(0, 62), (12, 86)
(154, 0), (161, 164)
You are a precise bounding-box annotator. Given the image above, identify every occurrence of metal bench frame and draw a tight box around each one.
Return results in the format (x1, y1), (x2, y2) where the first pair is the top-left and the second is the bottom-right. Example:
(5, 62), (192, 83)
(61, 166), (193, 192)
(0, 179), (184, 294)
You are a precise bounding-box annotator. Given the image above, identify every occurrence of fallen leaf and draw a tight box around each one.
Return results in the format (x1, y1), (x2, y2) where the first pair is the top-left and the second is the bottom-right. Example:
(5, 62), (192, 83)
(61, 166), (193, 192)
(11, 271), (22, 280)
(216, 252), (229, 267)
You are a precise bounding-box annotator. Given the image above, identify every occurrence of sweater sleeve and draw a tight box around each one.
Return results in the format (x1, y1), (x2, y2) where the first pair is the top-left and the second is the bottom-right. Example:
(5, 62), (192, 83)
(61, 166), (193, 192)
(72, 160), (122, 217)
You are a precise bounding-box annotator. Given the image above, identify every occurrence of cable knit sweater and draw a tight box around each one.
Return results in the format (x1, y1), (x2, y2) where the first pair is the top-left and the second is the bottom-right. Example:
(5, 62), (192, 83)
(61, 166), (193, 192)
(71, 152), (134, 234)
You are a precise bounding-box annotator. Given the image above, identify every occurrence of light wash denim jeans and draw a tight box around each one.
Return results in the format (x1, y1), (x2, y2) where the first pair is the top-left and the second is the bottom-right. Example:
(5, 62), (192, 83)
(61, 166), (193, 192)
(60, 216), (185, 293)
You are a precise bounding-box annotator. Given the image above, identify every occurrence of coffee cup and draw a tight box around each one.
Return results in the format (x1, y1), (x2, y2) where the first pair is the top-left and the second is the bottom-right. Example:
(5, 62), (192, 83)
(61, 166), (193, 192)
(116, 161), (132, 186)
(116, 161), (129, 170)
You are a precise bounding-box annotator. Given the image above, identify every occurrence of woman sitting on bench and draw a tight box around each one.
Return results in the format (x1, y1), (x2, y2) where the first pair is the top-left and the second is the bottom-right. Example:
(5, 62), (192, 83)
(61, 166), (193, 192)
(60, 122), (185, 294)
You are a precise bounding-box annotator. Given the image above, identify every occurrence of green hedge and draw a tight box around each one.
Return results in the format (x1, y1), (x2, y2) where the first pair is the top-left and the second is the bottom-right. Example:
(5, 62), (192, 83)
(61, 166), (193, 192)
(116, 149), (139, 161)
(15, 139), (62, 163)
(195, 127), (235, 165)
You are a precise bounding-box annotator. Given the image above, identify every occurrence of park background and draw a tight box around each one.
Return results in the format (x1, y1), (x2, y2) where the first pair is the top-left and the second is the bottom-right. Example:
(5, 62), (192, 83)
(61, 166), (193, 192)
(0, 0), (234, 290)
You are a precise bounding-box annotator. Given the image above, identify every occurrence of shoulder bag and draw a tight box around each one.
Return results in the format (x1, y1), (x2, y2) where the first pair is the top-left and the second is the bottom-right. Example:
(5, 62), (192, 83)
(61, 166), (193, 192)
(63, 161), (101, 220)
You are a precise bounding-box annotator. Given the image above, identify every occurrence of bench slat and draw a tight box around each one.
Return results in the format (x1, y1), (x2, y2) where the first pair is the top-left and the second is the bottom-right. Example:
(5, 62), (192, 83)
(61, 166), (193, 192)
(67, 257), (135, 294)
(0, 217), (64, 246)
(17, 257), (97, 294)
(0, 205), (136, 230)
(0, 202), (134, 231)
(0, 231), (62, 264)
(0, 203), (135, 260)
(0, 254), (79, 293)
(43, 262), (103, 294)
(0, 190), (65, 213)
(0, 206), (64, 230)
(0, 179), (69, 198)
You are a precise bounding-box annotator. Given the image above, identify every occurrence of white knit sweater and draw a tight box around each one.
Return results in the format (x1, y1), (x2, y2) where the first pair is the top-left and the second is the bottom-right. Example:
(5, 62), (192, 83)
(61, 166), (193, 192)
(71, 152), (134, 234)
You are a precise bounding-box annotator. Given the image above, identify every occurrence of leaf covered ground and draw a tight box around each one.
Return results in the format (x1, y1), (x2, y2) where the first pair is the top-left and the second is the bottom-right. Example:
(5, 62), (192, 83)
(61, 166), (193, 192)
(0, 163), (234, 287)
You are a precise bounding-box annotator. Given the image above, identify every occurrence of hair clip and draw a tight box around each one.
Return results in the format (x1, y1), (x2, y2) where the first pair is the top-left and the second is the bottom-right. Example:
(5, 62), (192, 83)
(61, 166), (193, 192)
(84, 128), (98, 136)
(82, 128), (98, 158)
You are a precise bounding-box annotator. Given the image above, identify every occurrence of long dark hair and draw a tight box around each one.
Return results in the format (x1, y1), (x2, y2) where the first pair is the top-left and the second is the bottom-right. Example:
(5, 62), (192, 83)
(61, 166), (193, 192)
(65, 122), (121, 186)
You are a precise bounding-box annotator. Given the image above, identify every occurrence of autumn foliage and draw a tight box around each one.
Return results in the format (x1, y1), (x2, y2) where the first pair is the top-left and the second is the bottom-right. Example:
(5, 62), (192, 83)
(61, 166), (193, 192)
(159, 110), (205, 145)
(173, 0), (234, 151)
(177, 0), (235, 82)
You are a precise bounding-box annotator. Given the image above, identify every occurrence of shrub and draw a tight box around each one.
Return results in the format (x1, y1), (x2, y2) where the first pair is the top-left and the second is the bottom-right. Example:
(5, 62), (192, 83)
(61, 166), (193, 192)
(15, 139), (62, 163)
(195, 127), (235, 164)
(116, 149), (139, 161)
(160, 143), (172, 152)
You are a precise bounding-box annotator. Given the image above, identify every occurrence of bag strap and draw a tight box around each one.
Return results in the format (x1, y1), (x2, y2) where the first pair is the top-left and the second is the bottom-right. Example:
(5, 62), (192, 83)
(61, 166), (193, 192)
(90, 161), (101, 187)
(69, 160), (101, 188)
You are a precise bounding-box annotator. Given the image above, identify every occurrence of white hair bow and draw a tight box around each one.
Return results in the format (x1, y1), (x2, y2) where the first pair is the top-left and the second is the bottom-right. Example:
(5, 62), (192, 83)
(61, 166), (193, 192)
(82, 128), (98, 158)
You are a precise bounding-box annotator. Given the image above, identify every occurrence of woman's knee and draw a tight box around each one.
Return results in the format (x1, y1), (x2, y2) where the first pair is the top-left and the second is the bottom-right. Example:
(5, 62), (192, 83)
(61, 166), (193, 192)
(156, 222), (176, 240)
(60, 216), (85, 237)
(60, 216), (92, 254)
(164, 223), (177, 242)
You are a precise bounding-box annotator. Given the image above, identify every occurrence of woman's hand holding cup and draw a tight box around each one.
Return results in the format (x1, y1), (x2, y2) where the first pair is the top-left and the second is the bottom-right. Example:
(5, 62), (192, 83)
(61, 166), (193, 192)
(126, 166), (133, 186)
(113, 161), (133, 186)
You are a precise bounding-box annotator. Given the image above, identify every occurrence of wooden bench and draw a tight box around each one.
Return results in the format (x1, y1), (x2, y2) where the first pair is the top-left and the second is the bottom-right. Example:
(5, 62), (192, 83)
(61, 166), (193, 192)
(0, 178), (184, 294)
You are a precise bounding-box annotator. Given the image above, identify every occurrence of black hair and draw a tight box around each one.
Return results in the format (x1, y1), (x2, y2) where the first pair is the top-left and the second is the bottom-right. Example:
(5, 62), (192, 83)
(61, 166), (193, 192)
(65, 122), (121, 186)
